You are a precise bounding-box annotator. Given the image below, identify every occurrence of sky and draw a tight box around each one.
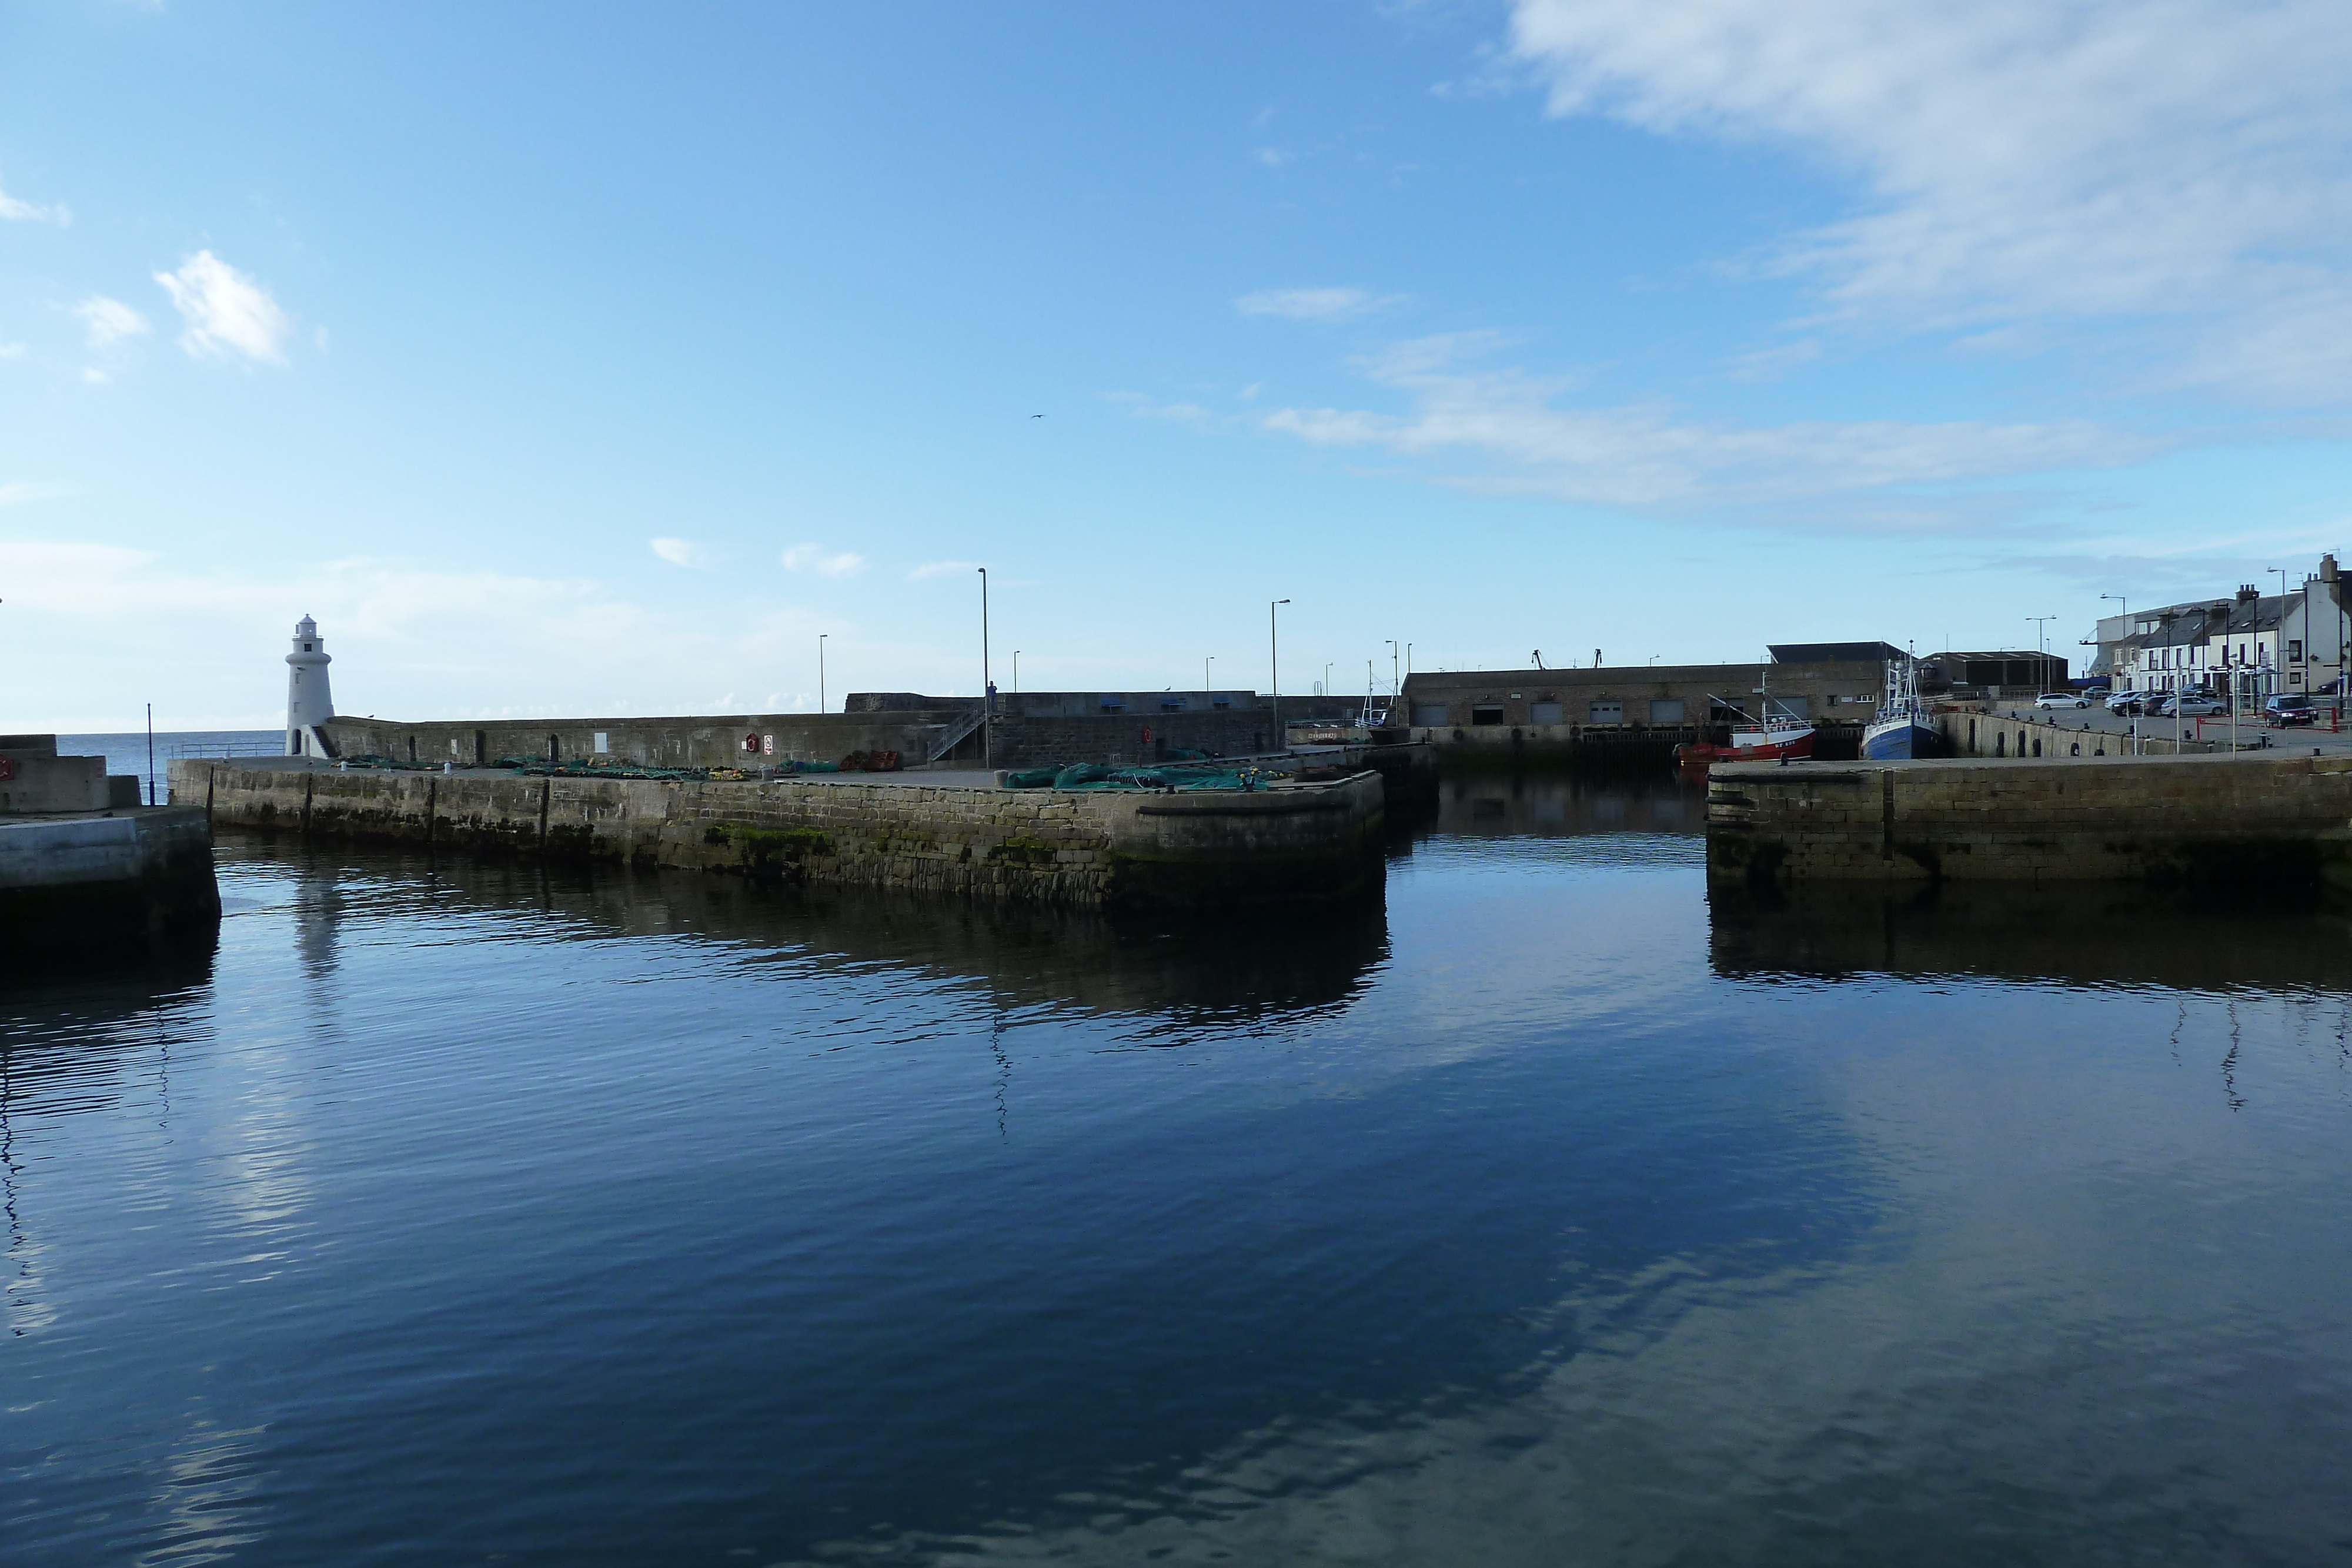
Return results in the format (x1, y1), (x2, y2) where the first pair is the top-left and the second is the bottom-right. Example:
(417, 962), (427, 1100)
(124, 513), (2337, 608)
(9, 0), (2352, 730)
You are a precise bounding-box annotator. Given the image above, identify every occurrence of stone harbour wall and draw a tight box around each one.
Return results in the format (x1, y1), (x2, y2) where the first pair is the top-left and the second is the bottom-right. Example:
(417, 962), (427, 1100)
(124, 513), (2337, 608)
(1705, 753), (2352, 888)
(985, 711), (1283, 769)
(317, 712), (967, 770)
(172, 760), (1387, 911)
(1937, 708), (2231, 759)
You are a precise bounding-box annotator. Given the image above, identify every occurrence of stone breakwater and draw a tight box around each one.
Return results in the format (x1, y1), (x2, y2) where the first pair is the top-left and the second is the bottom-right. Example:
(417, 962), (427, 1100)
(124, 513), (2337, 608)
(1705, 752), (2352, 888)
(172, 760), (1386, 911)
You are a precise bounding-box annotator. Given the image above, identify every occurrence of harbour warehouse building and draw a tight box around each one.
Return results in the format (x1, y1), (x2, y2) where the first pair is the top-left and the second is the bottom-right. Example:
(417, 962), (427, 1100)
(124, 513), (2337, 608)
(1401, 644), (1907, 757)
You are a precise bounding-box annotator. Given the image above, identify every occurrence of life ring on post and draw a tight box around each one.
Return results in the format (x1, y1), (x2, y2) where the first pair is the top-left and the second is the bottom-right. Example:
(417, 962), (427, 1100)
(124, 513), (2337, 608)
(743, 731), (760, 753)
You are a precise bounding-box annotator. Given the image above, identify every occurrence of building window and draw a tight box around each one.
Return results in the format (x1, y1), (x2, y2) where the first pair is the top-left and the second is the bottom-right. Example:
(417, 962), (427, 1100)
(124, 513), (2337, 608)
(2291, 639), (2304, 661)
(1212, 699), (1231, 710)
(1588, 700), (1623, 723)
(1649, 698), (1685, 723)
(1529, 701), (1563, 724)
(1411, 703), (1448, 727)
(593, 731), (609, 754)
(1471, 703), (1506, 726)
(1160, 698), (1184, 711)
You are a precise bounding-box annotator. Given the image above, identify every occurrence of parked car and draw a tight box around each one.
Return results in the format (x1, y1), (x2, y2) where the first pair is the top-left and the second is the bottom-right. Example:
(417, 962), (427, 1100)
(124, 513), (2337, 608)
(2034, 691), (2092, 709)
(2105, 691), (2147, 715)
(2163, 694), (2227, 717)
(2266, 694), (2318, 726)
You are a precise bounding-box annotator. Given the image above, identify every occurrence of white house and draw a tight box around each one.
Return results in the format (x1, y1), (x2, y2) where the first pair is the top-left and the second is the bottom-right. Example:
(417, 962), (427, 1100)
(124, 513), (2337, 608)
(2096, 557), (2347, 701)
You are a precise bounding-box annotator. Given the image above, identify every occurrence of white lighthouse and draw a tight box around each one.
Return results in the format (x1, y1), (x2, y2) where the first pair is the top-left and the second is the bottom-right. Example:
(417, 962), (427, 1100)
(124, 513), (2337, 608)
(285, 614), (335, 756)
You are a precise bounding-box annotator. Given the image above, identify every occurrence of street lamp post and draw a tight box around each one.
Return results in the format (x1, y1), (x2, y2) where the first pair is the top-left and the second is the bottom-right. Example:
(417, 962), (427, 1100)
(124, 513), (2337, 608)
(1205, 654), (1212, 693)
(2270, 568), (2293, 705)
(1387, 640), (1399, 704)
(818, 634), (827, 714)
(978, 567), (992, 771)
(1269, 599), (1291, 751)
(1013, 651), (1020, 694)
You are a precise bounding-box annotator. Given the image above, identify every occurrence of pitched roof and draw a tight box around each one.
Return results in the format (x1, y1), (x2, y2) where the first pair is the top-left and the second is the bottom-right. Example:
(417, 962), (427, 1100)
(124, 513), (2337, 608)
(1767, 641), (1905, 664)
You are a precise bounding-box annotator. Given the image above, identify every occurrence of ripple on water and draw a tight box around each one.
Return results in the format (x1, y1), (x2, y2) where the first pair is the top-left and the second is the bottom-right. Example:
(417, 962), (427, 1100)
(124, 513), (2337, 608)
(4, 813), (2351, 1566)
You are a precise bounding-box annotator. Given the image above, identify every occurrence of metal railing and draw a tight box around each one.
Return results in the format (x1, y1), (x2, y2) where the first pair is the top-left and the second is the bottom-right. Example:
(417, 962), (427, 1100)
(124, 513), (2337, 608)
(168, 739), (281, 759)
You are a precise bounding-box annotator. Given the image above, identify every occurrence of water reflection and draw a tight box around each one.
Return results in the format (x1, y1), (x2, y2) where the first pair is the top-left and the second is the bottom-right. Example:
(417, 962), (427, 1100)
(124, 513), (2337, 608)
(1434, 771), (1700, 837)
(1711, 879), (2352, 991)
(211, 833), (1392, 1032)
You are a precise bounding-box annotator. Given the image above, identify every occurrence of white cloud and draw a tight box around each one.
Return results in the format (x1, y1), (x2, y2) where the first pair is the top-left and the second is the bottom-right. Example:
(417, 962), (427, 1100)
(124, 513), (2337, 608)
(1258, 333), (2146, 523)
(907, 559), (982, 580)
(0, 179), (68, 225)
(1237, 287), (1401, 322)
(81, 367), (108, 385)
(152, 250), (291, 365)
(0, 481), (70, 507)
(0, 339), (24, 359)
(649, 537), (712, 569)
(781, 543), (868, 577)
(1506, 0), (2352, 402)
(75, 296), (149, 350)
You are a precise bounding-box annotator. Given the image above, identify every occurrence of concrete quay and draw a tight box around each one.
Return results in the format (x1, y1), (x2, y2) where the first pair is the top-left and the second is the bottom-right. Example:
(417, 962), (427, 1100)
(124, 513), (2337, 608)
(1, 806), (221, 952)
(1705, 751), (2352, 889)
(172, 757), (1388, 912)
(2, 735), (220, 958)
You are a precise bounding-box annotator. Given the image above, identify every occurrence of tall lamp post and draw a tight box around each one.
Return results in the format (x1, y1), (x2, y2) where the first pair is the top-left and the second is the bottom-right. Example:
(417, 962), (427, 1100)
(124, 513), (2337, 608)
(1013, 650), (1020, 694)
(1205, 654), (1212, 693)
(1269, 599), (1291, 751)
(2270, 568), (2294, 705)
(1387, 640), (1400, 704)
(978, 568), (993, 770)
(818, 634), (827, 714)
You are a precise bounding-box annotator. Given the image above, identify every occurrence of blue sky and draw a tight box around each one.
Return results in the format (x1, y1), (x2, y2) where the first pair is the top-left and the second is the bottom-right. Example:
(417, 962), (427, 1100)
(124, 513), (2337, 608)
(9, 1), (2352, 728)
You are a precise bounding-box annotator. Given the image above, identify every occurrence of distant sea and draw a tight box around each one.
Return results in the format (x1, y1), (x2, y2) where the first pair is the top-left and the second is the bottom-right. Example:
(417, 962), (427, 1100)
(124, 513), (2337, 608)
(56, 730), (283, 804)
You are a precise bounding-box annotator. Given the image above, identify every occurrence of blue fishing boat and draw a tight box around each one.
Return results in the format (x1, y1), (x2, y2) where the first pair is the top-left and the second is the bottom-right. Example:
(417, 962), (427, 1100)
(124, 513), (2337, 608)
(1862, 656), (1942, 760)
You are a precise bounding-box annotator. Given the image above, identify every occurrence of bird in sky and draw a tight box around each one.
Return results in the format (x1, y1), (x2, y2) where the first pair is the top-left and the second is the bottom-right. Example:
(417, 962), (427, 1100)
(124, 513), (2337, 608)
(1030, 413), (1043, 419)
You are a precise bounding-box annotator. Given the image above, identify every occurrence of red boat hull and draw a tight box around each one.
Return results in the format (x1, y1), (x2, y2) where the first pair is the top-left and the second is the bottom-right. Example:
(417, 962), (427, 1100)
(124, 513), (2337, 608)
(1675, 730), (1816, 770)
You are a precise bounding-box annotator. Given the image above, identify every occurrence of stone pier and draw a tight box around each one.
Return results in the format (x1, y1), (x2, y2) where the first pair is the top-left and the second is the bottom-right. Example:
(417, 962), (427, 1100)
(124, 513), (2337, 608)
(173, 759), (1387, 912)
(1705, 752), (2352, 888)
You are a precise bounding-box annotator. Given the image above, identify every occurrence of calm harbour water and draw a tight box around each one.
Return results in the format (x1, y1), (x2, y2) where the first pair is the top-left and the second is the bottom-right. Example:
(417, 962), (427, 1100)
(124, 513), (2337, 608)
(7, 774), (2352, 1565)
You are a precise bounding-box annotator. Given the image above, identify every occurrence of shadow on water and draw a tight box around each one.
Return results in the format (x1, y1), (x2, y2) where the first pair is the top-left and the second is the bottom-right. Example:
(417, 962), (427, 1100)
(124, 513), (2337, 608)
(1712, 878), (2352, 991)
(0, 942), (218, 1119)
(212, 828), (1392, 1029)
